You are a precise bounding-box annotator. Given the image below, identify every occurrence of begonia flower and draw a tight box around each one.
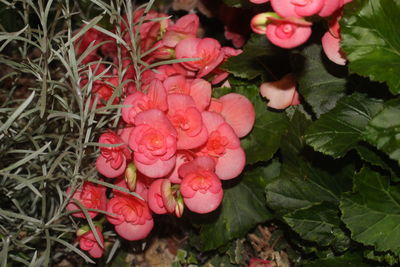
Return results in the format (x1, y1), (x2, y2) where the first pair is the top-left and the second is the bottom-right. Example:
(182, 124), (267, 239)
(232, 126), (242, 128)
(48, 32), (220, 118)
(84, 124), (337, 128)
(179, 156), (223, 214)
(74, 28), (106, 63)
(121, 79), (167, 125)
(266, 17), (312, 49)
(318, 0), (343, 17)
(197, 112), (245, 180)
(77, 226), (104, 258)
(96, 131), (131, 178)
(91, 76), (120, 108)
(175, 37), (224, 78)
(167, 94), (208, 149)
(163, 14), (199, 48)
(163, 75), (212, 111)
(271, 0), (325, 18)
(208, 93), (255, 138)
(322, 31), (346, 65)
(66, 182), (107, 219)
(210, 47), (242, 85)
(259, 73), (300, 109)
(106, 195), (154, 241)
(148, 178), (169, 214)
(166, 150), (194, 184)
(129, 109), (177, 178)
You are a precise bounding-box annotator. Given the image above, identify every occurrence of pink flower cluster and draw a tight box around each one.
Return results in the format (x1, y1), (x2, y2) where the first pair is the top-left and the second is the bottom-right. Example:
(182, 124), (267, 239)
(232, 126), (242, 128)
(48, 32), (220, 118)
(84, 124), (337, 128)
(67, 10), (255, 258)
(250, 0), (352, 64)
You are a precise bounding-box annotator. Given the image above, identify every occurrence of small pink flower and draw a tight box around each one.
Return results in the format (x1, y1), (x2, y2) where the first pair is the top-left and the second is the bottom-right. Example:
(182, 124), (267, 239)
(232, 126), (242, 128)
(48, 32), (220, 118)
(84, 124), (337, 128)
(163, 75), (212, 111)
(197, 112), (246, 180)
(224, 27), (246, 48)
(66, 182), (107, 219)
(318, 0), (343, 17)
(163, 14), (199, 48)
(106, 195), (154, 241)
(175, 37), (224, 78)
(167, 94), (208, 150)
(96, 132), (131, 178)
(121, 80), (167, 125)
(179, 156), (223, 214)
(266, 17), (312, 49)
(147, 179), (169, 214)
(322, 31), (346, 65)
(208, 93), (255, 138)
(77, 226), (104, 258)
(129, 109), (177, 178)
(74, 27), (105, 62)
(249, 258), (273, 267)
(260, 73), (300, 109)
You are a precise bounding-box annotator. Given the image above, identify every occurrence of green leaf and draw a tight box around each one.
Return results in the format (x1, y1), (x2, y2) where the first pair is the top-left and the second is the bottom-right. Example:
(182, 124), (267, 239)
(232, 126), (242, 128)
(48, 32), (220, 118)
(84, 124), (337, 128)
(304, 93), (383, 158)
(283, 203), (349, 248)
(266, 110), (354, 215)
(364, 249), (400, 266)
(340, 167), (400, 253)
(222, 35), (283, 80)
(197, 162), (279, 251)
(341, 0), (400, 94)
(355, 143), (393, 172)
(293, 44), (348, 117)
(304, 253), (371, 267)
(225, 79), (289, 164)
(363, 100), (400, 165)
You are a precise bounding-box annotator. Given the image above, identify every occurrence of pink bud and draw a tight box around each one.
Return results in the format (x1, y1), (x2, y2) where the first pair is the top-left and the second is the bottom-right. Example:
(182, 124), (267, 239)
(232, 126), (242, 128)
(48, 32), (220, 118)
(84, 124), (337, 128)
(266, 18), (312, 49)
(125, 163), (137, 191)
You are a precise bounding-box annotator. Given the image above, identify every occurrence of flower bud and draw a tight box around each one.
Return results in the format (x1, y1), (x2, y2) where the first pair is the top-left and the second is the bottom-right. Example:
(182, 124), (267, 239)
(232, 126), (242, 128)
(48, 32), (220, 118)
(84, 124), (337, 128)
(125, 163), (137, 191)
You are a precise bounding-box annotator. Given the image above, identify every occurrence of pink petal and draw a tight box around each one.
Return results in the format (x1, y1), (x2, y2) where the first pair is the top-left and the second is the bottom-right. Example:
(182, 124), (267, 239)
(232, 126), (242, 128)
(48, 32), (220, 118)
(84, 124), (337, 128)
(147, 179), (168, 214)
(134, 156), (176, 178)
(215, 147), (246, 180)
(219, 93), (255, 138)
(114, 219), (154, 241)
(190, 79), (212, 111)
(96, 154), (126, 178)
(293, 0), (325, 17)
(318, 0), (343, 17)
(270, 0), (299, 18)
(321, 31), (346, 65)
(183, 190), (223, 214)
(201, 111), (226, 133)
(259, 73), (299, 109)
(250, 0), (269, 3)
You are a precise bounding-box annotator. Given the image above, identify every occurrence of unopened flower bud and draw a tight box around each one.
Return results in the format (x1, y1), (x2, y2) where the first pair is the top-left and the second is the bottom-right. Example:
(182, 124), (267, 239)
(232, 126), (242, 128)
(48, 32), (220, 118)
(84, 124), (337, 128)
(125, 163), (137, 191)
(161, 179), (176, 213)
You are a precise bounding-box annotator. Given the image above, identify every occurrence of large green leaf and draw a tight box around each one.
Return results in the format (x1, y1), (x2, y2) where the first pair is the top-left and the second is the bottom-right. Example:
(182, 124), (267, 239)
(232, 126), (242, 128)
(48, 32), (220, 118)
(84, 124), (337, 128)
(304, 93), (383, 158)
(341, 0), (400, 94)
(293, 44), (348, 117)
(363, 100), (400, 165)
(266, 110), (354, 215)
(222, 35), (284, 80)
(215, 79), (289, 164)
(340, 167), (400, 253)
(283, 203), (349, 248)
(196, 162), (279, 251)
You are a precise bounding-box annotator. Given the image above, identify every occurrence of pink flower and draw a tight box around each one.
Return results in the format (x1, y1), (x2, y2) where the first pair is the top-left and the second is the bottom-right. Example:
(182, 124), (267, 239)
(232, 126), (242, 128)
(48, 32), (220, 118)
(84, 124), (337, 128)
(147, 179), (169, 214)
(224, 27), (246, 48)
(318, 0), (343, 17)
(210, 47), (243, 85)
(260, 73), (300, 109)
(321, 11), (346, 65)
(77, 226), (104, 258)
(121, 80), (167, 125)
(129, 109), (177, 178)
(175, 37), (224, 78)
(322, 31), (346, 65)
(179, 156), (223, 214)
(74, 27), (105, 63)
(66, 182), (107, 219)
(166, 151), (194, 184)
(167, 94), (208, 149)
(208, 93), (255, 138)
(106, 195), (154, 241)
(266, 17), (312, 49)
(96, 132), (131, 178)
(163, 75), (212, 111)
(197, 112), (245, 180)
(249, 258), (273, 267)
(271, 0), (325, 18)
(163, 14), (199, 48)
